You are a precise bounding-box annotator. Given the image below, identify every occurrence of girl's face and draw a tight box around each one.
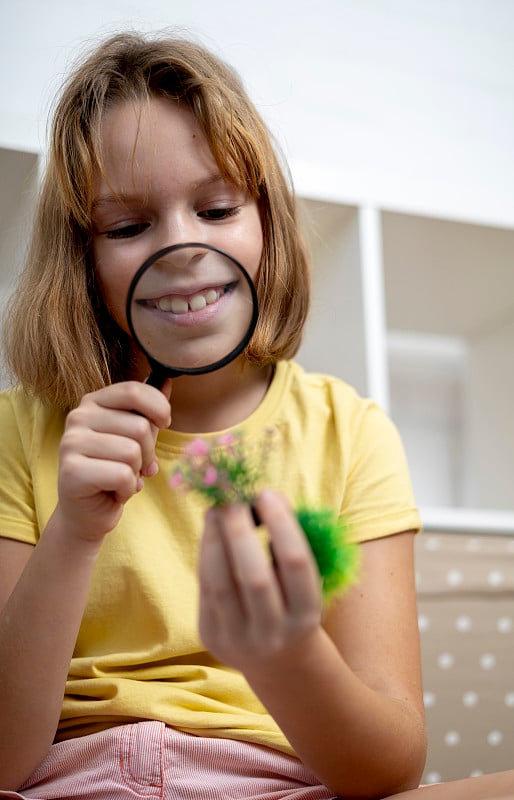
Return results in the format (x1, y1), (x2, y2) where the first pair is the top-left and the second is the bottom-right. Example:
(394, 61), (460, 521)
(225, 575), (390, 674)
(91, 96), (263, 376)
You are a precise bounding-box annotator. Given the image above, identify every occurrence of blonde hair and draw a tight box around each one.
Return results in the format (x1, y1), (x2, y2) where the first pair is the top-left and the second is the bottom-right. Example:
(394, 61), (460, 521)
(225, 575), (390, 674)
(3, 31), (310, 410)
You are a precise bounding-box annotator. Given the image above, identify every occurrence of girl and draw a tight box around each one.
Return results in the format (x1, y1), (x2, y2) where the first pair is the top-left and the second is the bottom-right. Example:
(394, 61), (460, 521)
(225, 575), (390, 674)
(0, 29), (449, 799)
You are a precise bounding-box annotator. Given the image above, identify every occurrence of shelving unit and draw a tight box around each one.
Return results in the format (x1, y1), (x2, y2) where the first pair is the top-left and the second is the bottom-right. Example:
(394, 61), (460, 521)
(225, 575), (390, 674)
(0, 146), (39, 388)
(297, 196), (514, 531)
(0, 147), (39, 304)
(0, 146), (40, 388)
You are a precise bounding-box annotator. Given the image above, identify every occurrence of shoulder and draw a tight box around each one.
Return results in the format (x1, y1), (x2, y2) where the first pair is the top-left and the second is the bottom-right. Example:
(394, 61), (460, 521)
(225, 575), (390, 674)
(273, 362), (421, 540)
(0, 390), (63, 545)
(0, 385), (57, 420)
(276, 359), (407, 472)
(279, 360), (388, 432)
(0, 387), (65, 450)
(278, 359), (358, 399)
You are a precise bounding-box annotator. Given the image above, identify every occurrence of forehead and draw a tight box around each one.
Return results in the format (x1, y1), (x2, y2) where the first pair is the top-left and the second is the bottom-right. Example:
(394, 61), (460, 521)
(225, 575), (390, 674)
(94, 96), (217, 193)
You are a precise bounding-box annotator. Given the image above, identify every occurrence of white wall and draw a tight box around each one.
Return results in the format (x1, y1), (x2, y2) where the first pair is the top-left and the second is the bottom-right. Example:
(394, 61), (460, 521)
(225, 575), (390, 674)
(2, 0), (514, 227)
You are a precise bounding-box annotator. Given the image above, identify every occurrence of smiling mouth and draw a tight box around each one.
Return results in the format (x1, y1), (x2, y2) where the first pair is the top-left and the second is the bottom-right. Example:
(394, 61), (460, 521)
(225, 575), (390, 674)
(138, 282), (235, 315)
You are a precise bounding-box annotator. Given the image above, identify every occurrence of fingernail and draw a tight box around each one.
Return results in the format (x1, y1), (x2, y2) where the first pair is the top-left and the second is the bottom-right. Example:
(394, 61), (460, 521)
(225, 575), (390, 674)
(146, 461), (159, 478)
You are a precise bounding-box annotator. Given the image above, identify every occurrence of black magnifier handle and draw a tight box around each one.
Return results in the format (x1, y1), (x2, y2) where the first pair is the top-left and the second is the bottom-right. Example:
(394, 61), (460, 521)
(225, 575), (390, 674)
(250, 504), (261, 526)
(249, 503), (278, 570)
(144, 362), (178, 389)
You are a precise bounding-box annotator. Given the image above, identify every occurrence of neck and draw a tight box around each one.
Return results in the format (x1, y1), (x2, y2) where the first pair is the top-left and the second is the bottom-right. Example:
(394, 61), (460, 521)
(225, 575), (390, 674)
(167, 361), (273, 433)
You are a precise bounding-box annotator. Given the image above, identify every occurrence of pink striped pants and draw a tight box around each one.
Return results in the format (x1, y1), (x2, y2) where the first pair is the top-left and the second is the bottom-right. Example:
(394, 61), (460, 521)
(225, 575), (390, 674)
(0, 721), (338, 799)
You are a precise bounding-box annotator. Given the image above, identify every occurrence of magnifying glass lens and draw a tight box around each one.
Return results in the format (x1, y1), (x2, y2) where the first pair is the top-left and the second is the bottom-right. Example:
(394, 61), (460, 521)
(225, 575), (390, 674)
(126, 243), (258, 384)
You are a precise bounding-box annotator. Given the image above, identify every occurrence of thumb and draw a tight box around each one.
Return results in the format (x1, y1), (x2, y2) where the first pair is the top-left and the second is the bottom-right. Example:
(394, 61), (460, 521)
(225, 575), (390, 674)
(161, 377), (173, 402)
(161, 377), (173, 430)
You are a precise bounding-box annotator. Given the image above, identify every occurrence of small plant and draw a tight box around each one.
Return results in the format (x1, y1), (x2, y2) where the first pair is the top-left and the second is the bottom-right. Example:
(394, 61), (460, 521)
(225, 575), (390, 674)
(170, 429), (360, 601)
(170, 429), (274, 507)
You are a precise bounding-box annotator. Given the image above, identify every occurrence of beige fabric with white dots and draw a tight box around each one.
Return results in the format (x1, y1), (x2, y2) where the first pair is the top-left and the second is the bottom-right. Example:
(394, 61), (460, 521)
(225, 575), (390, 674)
(415, 531), (514, 785)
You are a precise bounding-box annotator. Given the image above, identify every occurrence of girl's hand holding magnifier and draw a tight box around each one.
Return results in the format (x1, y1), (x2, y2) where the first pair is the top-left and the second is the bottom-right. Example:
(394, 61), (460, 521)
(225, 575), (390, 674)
(55, 381), (171, 544)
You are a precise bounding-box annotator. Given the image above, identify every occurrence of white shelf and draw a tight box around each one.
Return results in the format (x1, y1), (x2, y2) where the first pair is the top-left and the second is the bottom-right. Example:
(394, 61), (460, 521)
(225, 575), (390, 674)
(0, 146), (39, 288)
(421, 506), (514, 536)
(298, 196), (514, 523)
(296, 199), (369, 398)
(382, 211), (514, 515)
(0, 147), (40, 389)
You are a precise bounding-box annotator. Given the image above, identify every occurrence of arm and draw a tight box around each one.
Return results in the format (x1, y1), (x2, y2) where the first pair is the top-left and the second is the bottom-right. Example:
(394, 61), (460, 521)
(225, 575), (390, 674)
(0, 381), (171, 790)
(198, 492), (426, 799)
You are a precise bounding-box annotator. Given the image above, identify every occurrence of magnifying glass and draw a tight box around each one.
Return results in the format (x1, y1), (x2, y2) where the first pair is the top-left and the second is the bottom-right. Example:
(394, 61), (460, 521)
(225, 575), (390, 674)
(126, 242), (259, 388)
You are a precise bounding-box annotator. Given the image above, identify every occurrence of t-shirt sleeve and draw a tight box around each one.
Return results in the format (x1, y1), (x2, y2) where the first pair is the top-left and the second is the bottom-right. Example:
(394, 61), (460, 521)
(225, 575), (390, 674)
(340, 398), (422, 543)
(0, 391), (39, 545)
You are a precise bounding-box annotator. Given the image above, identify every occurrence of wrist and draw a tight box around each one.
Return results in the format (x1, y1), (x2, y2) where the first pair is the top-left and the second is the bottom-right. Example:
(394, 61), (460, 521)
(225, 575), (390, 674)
(45, 506), (105, 558)
(244, 625), (328, 687)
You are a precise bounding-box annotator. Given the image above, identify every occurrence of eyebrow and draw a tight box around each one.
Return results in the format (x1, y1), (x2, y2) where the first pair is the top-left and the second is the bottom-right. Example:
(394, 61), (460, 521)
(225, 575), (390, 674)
(92, 192), (142, 212)
(193, 174), (228, 190)
(92, 174), (232, 212)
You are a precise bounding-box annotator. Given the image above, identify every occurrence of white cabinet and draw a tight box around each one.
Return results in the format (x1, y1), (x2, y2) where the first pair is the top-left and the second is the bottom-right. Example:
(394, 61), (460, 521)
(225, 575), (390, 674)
(0, 147), (39, 302)
(296, 201), (369, 397)
(297, 197), (514, 531)
(0, 147), (39, 388)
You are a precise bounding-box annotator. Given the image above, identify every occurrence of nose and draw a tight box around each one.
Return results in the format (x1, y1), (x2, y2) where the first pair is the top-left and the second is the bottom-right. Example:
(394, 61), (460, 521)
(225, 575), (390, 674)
(162, 242), (208, 271)
(144, 243), (214, 282)
(157, 209), (208, 266)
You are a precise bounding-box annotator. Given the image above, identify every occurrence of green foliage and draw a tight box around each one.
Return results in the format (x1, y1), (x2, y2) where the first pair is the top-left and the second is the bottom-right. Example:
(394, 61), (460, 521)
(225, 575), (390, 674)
(296, 506), (360, 601)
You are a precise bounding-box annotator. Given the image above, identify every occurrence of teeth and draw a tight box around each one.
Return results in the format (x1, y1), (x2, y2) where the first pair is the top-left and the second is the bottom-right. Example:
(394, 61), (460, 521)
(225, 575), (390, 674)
(189, 294), (207, 311)
(156, 288), (221, 314)
(157, 296), (174, 312)
(170, 297), (189, 314)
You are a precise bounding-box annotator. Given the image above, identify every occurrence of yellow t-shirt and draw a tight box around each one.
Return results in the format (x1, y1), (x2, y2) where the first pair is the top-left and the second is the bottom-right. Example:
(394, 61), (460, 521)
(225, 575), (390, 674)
(0, 360), (421, 753)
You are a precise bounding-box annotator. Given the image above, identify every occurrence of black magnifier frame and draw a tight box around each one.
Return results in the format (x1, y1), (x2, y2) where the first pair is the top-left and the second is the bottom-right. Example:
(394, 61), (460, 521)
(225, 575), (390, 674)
(126, 242), (259, 388)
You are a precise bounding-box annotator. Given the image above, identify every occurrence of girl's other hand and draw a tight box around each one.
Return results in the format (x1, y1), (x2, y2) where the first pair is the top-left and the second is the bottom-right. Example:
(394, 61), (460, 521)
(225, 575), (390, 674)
(56, 381), (171, 542)
(198, 491), (323, 673)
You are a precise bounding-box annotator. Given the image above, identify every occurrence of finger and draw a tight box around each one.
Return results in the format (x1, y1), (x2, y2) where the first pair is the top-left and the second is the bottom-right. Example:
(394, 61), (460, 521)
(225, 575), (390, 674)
(59, 451), (141, 506)
(66, 400), (161, 478)
(91, 381), (172, 429)
(160, 378), (173, 431)
(199, 509), (246, 645)
(63, 427), (148, 476)
(160, 377), (173, 402)
(216, 504), (284, 634)
(253, 491), (322, 616)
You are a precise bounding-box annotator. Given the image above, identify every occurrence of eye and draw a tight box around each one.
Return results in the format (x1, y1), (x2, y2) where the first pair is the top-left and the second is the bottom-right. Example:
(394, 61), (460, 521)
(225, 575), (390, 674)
(198, 206), (240, 221)
(106, 222), (149, 240)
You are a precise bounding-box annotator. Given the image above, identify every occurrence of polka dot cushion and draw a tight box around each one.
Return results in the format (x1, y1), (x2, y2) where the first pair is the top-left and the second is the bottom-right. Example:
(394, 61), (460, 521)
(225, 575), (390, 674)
(415, 532), (514, 783)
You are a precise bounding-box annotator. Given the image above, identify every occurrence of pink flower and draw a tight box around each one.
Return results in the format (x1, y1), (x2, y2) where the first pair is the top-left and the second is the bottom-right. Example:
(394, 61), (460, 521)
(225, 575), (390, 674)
(169, 470), (184, 488)
(202, 465), (218, 487)
(184, 438), (210, 457)
(216, 432), (237, 447)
